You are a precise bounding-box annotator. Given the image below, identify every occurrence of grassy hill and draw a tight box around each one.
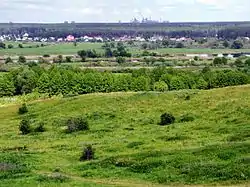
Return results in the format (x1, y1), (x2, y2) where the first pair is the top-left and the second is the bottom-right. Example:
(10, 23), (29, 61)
(1, 86), (250, 187)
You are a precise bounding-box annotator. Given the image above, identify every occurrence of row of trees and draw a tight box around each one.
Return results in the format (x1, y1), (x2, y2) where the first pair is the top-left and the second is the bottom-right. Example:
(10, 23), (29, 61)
(0, 66), (249, 97)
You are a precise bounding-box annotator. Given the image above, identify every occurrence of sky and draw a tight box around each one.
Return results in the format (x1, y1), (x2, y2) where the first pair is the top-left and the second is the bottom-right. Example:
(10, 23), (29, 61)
(0, 0), (249, 23)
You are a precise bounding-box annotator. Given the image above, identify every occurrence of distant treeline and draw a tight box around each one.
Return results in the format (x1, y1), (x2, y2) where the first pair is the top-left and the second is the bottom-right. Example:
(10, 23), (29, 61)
(0, 22), (250, 39)
(0, 66), (249, 97)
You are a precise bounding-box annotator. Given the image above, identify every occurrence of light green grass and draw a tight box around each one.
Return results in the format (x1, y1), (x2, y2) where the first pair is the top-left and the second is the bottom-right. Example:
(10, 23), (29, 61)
(1, 42), (250, 56)
(0, 43), (103, 56)
(0, 86), (250, 186)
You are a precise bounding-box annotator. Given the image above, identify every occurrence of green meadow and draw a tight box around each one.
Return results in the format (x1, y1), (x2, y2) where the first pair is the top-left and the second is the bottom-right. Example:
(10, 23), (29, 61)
(1, 86), (250, 187)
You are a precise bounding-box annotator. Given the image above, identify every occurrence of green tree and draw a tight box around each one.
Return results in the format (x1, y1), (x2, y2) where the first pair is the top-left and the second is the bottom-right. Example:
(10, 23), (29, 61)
(104, 47), (113, 57)
(175, 42), (184, 48)
(18, 43), (23, 48)
(245, 58), (250, 66)
(77, 50), (87, 62)
(213, 57), (223, 66)
(13, 68), (38, 94)
(169, 76), (187, 90)
(116, 57), (126, 64)
(154, 81), (168, 92)
(0, 74), (15, 97)
(65, 56), (73, 62)
(5, 57), (13, 64)
(8, 44), (14, 49)
(235, 59), (244, 67)
(231, 40), (243, 49)
(18, 56), (26, 63)
(222, 40), (229, 48)
(0, 42), (6, 49)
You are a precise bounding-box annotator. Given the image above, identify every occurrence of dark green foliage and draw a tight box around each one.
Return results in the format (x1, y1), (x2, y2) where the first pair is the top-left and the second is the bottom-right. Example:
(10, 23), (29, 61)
(235, 59), (244, 67)
(18, 103), (28, 115)
(116, 57), (126, 64)
(213, 57), (227, 66)
(34, 122), (46, 133)
(223, 40), (229, 48)
(175, 42), (184, 48)
(19, 119), (31, 135)
(180, 114), (195, 122)
(194, 56), (199, 61)
(0, 74), (15, 97)
(7, 44), (14, 49)
(18, 44), (23, 48)
(80, 145), (94, 161)
(5, 57), (13, 64)
(1, 66), (249, 98)
(66, 117), (89, 133)
(245, 58), (250, 66)
(18, 56), (26, 63)
(77, 50), (87, 62)
(231, 40), (243, 49)
(159, 113), (175, 126)
(53, 55), (63, 63)
(65, 56), (73, 62)
(43, 54), (50, 57)
(0, 42), (6, 49)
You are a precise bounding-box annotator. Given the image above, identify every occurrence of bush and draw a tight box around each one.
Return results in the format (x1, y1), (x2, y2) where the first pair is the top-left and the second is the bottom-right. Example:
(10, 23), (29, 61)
(65, 56), (73, 63)
(66, 117), (89, 133)
(8, 44), (14, 49)
(80, 145), (94, 161)
(43, 54), (50, 58)
(180, 114), (195, 122)
(116, 57), (126, 64)
(19, 119), (31, 135)
(18, 44), (23, 48)
(34, 122), (46, 132)
(159, 113), (175, 126)
(18, 56), (26, 63)
(18, 103), (28, 115)
(154, 81), (168, 92)
(5, 57), (13, 64)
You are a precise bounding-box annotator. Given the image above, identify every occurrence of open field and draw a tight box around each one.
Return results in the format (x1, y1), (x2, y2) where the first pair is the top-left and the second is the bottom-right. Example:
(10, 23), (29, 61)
(1, 42), (250, 57)
(0, 43), (103, 56)
(1, 85), (250, 186)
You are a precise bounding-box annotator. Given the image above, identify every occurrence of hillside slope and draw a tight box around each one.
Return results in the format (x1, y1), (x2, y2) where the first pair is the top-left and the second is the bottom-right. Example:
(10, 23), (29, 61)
(1, 86), (250, 187)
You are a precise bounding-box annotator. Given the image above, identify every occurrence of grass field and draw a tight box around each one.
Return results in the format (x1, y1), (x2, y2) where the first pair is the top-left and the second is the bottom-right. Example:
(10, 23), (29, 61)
(1, 42), (250, 56)
(1, 86), (250, 186)
(0, 43), (103, 56)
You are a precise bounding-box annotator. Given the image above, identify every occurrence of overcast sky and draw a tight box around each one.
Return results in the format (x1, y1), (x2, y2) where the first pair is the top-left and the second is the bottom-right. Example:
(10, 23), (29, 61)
(0, 0), (249, 23)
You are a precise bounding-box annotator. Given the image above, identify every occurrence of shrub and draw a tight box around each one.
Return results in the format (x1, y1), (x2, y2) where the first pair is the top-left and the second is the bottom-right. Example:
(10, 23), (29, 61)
(66, 117), (89, 133)
(5, 57), (13, 64)
(154, 81), (168, 92)
(180, 114), (195, 122)
(80, 145), (94, 161)
(18, 56), (26, 63)
(65, 56), (73, 63)
(159, 113), (175, 126)
(19, 119), (31, 135)
(116, 57), (126, 64)
(8, 44), (14, 49)
(18, 44), (23, 48)
(34, 122), (46, 132)
(18, 103), (28, 115)
(43, 54), (50, 58)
